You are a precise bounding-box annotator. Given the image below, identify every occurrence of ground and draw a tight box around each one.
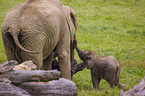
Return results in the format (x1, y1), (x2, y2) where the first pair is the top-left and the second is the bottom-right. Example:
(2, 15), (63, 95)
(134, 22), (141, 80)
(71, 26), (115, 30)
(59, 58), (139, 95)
(0, 0), (145, 95)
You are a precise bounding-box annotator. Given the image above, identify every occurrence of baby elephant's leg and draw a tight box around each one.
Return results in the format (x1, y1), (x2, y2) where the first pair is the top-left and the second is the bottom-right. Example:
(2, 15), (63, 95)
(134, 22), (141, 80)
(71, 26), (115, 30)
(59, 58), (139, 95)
(105, 73), (115, 88)
(91, 72), (101, 89)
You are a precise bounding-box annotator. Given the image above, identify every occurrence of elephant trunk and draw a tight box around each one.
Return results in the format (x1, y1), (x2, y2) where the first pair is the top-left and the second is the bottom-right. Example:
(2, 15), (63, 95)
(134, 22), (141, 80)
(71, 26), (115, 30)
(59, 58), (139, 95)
(10, 27), (39, 53)
(74, 40), (85, 61)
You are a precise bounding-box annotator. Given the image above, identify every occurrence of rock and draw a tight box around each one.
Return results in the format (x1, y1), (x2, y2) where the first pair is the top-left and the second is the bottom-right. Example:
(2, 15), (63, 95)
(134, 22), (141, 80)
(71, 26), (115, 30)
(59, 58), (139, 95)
(0, 77), (30, 96)
(0, 60), (78, 96)
(0, 77), (11, 84)
(120, 76), (145, 96)
(18, 78), (77, 96)
(13, 60), (37, 71)
(0, 60), (18, 74)
(4, 70), (61, 84)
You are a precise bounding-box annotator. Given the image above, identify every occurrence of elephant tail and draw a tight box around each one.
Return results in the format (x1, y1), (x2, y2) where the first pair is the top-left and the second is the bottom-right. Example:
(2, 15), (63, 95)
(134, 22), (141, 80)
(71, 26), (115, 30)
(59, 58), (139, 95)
(115, 61), (126, 90)
(11, 27), (39, 53)
(115, 59), (120, 85)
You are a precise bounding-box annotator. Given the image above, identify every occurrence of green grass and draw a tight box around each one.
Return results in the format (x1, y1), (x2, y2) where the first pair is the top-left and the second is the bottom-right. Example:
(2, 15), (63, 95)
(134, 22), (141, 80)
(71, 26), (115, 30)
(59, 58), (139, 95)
(0, 0), (145, 95)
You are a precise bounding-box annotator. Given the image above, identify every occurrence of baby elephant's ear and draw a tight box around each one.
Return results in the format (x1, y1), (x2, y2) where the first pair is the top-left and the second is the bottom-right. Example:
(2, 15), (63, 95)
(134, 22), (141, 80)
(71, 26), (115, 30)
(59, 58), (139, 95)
(85, 55), (91, 60)
(70, 8), (78, 29)
(83, 59), (94, 69)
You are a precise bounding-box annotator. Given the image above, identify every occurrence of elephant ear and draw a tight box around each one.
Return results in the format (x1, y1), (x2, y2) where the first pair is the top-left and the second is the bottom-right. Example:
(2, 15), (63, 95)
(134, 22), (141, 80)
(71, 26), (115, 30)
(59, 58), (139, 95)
(83, 56), (95, 69)
(83, 51), (96, 69)
(83, 58), (94, 69)
(70, 8), (78, 29)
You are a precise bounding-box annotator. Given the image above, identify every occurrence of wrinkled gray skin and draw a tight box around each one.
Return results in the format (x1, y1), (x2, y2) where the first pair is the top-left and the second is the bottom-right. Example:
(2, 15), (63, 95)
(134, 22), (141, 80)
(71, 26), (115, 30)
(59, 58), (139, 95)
(1, 0), (78, 80)
(74, 40), (125, 90)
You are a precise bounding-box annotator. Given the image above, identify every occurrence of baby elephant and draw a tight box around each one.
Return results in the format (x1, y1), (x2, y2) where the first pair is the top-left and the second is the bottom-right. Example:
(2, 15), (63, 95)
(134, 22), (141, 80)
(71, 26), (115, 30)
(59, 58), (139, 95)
(74, 40), (125, 90)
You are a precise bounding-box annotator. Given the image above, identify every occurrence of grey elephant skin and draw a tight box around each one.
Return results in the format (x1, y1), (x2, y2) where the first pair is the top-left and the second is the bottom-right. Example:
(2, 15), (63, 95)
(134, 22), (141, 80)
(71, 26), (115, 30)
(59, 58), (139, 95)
(1, 0), (78, 80)
(74, 40), (125, 90)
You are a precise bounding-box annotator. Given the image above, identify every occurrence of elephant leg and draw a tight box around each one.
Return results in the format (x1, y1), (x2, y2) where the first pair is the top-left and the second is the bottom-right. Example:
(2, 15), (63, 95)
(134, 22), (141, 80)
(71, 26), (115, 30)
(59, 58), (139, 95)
(91, 72), (101, 89)
(41, 52), (53, 70)
(70, 42), (75, 78)
(105, 73), (115, 88)
(71, 34), (76, 67)
(4, 44), (16, 61)
(70, 40), (75, 65)
(2, 36), (20, 62)
(56, 49), (71, 80)
(56, 39), (71, 80)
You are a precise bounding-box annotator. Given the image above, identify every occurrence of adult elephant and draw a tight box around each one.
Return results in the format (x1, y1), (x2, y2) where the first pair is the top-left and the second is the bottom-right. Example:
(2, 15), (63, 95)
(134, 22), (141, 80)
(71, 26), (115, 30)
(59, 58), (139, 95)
(1, 0), (78, 80)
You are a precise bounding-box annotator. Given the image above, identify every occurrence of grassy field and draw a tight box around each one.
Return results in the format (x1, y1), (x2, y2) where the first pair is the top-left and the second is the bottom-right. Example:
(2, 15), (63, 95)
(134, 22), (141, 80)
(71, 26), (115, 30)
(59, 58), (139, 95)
(0, 0), (145, 95)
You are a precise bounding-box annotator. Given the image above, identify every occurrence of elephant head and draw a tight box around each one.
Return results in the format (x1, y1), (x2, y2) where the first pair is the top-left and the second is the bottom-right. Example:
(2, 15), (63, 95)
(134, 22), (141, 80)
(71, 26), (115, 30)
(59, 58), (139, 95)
(74, 40), (96, 69)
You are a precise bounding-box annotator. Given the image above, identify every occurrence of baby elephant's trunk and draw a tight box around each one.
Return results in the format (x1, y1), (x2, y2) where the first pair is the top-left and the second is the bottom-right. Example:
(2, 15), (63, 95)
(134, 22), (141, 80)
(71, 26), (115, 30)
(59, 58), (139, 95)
(74, 40), (82, 54)
(73, 40), (85, 61)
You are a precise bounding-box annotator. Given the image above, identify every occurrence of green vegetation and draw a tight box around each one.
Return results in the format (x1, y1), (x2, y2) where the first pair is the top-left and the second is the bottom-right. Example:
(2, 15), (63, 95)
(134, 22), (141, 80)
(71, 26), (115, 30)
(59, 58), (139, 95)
(0, 0), (145, 95)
